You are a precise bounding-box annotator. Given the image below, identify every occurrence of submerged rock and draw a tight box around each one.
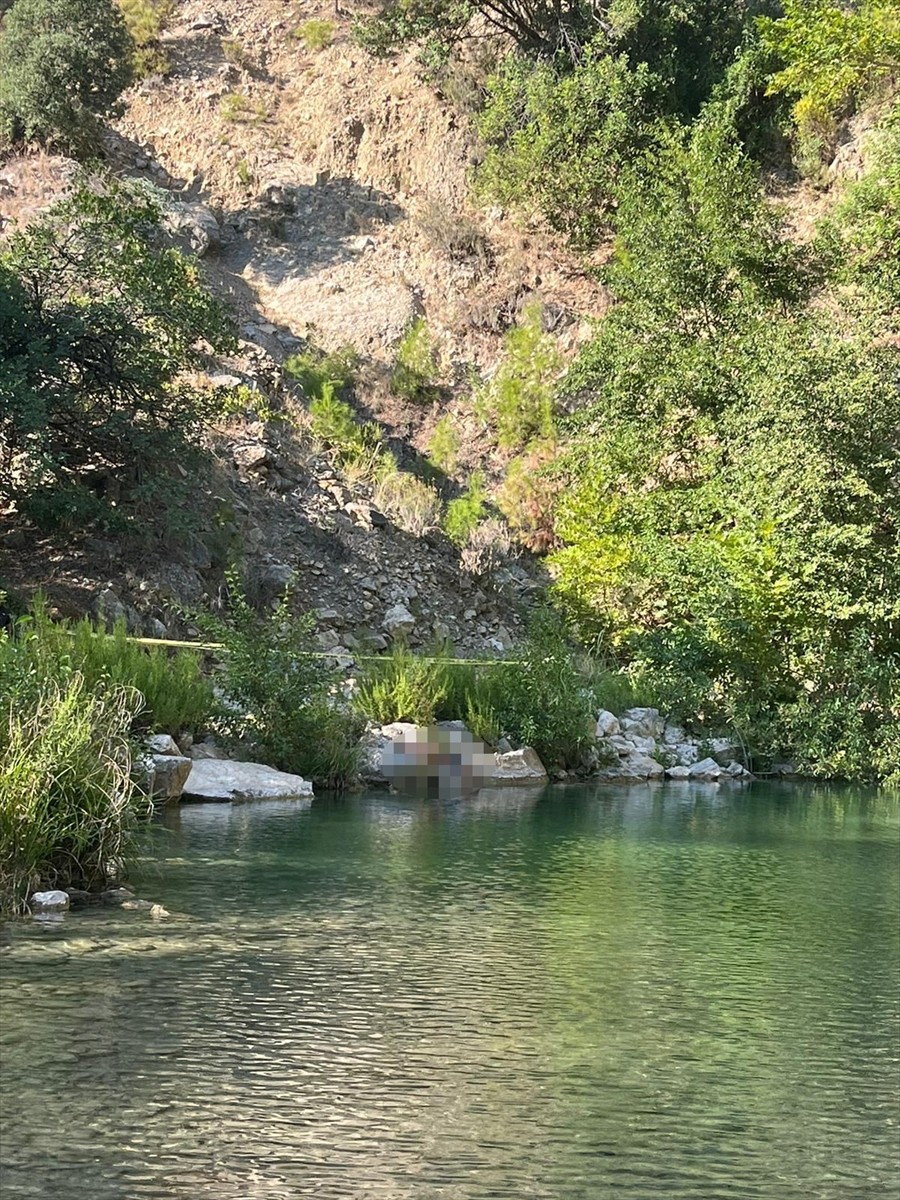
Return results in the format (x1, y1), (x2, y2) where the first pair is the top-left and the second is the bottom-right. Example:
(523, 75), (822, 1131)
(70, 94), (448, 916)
(182, 759), (314, 802)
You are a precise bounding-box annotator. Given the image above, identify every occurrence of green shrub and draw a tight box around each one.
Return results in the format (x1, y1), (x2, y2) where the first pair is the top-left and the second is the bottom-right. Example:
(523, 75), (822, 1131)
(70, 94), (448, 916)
(427, 415), (460, 475)
(476, 304), (561, 451)
(0, 180), (237, 533)
(0, 0), (135, 151)
(307, 383), (387, 475)
(759, 0), (900, 146)
(444, 472), (486, 546)
(219, 91), (268, 124)
(119, 0), (173, 76)
(1, 601), (214, 736)
(390, 318), (441, 403)
(0, 675), (148, 915)
(293, 18), (335, 51)
(373, 471), (443, 535)
(356, 643), (450, 726)
(200, 582), (361, 788)
(476, 48), (659, 249)
(284, 344), (358, 398)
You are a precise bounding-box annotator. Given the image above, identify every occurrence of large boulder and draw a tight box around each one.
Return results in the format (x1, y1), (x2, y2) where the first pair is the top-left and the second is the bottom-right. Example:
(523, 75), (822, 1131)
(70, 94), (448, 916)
(30, 890), (69, 913)
(163, 202), (221, 257)
(489, 746), (548, 785)
(595, 709), (620, 738)
(182, 760), (313, 802)
(147, 754), (193, 801)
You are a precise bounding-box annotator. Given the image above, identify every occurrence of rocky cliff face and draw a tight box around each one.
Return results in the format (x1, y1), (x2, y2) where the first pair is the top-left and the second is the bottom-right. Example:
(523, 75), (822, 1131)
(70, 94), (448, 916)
(1, 0), (598, 643)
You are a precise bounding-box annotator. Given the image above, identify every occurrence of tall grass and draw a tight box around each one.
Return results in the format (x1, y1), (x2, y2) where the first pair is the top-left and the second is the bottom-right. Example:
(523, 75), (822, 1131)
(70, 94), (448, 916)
(3, 601), (214, 735)
(354, 613), (598, 767)
(0, 676), (147, 915)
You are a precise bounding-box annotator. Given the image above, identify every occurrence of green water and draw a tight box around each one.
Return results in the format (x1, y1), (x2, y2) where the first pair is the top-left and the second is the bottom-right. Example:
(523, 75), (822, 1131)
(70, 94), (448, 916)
(1, 782), (898, 1199)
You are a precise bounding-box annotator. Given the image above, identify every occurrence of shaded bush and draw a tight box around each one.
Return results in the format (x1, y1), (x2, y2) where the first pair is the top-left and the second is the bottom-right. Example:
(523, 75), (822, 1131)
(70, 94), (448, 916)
(444, 471), (487, 546)
(475, 304), (561, 451)
(373, 471), (443, 536)
(390, 318), (441, 403)
(0, 0), (134, 152)
(200, 582), (362, 789)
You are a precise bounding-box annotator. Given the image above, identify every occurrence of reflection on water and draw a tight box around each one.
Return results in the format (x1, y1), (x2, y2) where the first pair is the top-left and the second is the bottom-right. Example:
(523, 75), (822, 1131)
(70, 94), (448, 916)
(1, 783), (898, 1199)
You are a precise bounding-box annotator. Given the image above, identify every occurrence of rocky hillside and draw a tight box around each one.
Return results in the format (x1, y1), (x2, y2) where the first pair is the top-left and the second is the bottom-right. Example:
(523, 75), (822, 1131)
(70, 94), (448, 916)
(0, 0), (607, 651)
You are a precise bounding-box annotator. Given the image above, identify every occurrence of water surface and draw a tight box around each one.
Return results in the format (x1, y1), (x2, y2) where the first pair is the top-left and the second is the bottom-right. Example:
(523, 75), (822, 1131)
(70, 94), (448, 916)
(1, 782), (898, 1199)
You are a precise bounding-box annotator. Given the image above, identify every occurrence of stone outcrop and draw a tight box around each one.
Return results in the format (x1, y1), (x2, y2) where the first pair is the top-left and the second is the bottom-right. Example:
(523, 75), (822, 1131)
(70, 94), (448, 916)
(142, 733), (193, 801)
(594, 707), (752, 782)
(182, 759), (314, 802)
(490, 746), (549, 785)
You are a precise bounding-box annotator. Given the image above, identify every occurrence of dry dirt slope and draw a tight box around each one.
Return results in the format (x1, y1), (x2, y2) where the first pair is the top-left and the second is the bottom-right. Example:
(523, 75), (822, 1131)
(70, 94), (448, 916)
(0, 0), (607, 651)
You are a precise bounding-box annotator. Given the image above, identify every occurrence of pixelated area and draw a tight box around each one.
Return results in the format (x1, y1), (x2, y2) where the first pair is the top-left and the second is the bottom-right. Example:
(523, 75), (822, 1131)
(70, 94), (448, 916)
(379, 726), (497, 799)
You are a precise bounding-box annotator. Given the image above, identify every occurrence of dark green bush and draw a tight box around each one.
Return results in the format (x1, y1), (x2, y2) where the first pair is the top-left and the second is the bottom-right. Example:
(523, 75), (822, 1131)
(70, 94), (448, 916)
(200, 582), (362, 789)
(0, 0), (135, 151)
(0, 180), (236, 533)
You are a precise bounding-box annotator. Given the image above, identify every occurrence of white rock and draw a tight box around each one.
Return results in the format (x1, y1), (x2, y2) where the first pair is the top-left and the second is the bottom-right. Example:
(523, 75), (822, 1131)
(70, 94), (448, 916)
(182, 760), (314, 802)
(30, 890), (69, 913)
(662, 723), (686, 745)
(629, 735), (657, 755)
(145, 733), (180, 756)
(620, 707), (663, 738)
(674, 742), (700, 766)
(596, 755), (664, 782)
(709, 737), (739, 765)
(689, 757), (722, 780)
(725, 761), (752, 778)
(665, 765), (692, 779)
(489, 747), (548, 786)
(382, 603), (416, 636)
(608, 735), (637, 755)
(595, 710), (620, 738)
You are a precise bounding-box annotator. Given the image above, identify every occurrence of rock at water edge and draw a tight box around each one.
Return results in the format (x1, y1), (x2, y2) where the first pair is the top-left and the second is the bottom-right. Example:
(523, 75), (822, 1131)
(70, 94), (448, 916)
(30, 890), (70, 913)
(182, 759), (314, 802)
(487, 747), (548, 786)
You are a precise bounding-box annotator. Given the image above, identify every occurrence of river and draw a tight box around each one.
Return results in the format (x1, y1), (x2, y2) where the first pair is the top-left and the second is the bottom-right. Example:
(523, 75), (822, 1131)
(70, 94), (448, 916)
(1, 782), (898, 1199)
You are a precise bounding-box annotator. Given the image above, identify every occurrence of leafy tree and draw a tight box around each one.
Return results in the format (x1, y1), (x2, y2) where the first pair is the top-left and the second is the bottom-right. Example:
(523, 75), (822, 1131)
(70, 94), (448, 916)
(759, 0), (900, 140)
(0, 0), (135, 151)
(0, 181), (237, 531)
(355, 1), (599, 61)
(476, 48), (658, 247)
(552, 128), (900, 777)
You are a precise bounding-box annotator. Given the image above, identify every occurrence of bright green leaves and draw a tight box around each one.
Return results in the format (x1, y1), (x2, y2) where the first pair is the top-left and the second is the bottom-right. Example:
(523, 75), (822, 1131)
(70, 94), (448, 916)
(759, 0), (900, 140)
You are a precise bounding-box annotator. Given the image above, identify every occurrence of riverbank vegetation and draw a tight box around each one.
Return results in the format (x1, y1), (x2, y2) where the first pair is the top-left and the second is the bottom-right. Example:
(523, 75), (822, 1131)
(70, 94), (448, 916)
(0, 0), (898, 915)
(357, 0), (900, 785)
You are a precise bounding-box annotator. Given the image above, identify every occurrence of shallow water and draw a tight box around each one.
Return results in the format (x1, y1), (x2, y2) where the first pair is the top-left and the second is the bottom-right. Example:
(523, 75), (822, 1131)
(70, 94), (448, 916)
(1, 782), (898, 1200)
